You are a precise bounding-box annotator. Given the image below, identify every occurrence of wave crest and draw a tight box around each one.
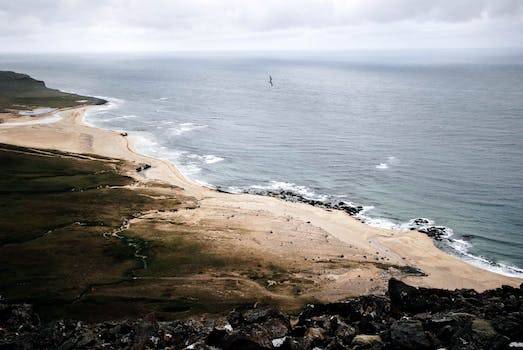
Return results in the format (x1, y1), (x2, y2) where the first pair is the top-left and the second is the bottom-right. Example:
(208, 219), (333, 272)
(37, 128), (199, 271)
(187, 154), (225, 164)
(169, 122), (208, 136)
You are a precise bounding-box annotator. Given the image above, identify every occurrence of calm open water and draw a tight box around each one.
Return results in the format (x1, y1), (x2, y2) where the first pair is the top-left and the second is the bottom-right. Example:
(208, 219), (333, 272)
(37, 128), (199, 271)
(2, 51), (522, 276)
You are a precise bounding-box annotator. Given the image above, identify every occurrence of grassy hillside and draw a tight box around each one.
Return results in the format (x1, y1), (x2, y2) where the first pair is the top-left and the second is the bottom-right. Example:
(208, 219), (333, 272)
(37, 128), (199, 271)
(0, 71), (106, 113)
(0, 144), (304, 321)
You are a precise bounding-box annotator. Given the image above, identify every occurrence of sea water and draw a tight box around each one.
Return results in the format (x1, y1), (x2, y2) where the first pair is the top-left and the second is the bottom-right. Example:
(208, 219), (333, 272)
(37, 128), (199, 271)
(2, 50), (522, 276)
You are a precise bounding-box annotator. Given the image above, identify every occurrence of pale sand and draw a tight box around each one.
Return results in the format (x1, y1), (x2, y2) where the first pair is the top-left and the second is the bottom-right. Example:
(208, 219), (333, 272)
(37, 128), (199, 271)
(0, 106), (520, 301)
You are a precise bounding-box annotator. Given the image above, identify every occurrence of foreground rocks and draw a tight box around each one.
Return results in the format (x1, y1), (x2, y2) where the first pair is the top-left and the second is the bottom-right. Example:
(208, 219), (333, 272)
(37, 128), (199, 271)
(1, 279), (522, 349)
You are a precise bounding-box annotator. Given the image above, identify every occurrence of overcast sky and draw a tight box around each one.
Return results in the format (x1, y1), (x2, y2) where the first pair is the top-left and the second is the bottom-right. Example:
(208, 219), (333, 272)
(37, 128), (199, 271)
(1, 0), (522, 52)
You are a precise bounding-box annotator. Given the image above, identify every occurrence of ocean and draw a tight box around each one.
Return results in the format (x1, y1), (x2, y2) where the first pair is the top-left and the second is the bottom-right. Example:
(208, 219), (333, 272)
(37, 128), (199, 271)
(2, 50), (522, 276)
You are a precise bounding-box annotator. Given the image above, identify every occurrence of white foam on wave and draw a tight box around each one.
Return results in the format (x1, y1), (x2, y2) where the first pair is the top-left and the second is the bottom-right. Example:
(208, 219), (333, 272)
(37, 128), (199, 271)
(226, 186), (243, 194)
(447, 238), (523, 277)
(359, 213), (398, 230)
(83, 96), (125, 127)
(356, 206), (523, 277)
(187, 154), (225, 164)
(96, 114), (140, 123)
(112, 114), (139, 120)
(355, 206), (419, 230)
(94, 96), (125, 111)
(169, 122), (208, 136)
(180, 162), (202, 175)
(375, 156), (399, 170)
(357, 207), (445, 233)
(248, 181), (329, 202)
(194, 179), (217, 189)
(130, 132), (205, 179)
(83, 96), (213, 183)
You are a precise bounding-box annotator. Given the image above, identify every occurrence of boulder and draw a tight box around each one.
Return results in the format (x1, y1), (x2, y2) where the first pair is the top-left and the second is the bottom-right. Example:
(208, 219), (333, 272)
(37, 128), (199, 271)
(390, 319), (431, 349)
(0, 279), (521, 350)
(304, 326), (327, 348)
(223, 324), (273, 350)
(351, 334), (383, 350)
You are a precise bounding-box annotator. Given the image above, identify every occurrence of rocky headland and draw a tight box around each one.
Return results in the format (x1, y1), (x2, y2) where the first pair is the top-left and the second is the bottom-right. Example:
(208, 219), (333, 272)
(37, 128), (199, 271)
(0, 71), (105, 115)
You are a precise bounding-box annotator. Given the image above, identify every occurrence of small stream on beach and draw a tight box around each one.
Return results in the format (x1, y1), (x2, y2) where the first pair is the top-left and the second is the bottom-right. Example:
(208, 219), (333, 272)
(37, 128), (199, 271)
(1, 51), (522, 277)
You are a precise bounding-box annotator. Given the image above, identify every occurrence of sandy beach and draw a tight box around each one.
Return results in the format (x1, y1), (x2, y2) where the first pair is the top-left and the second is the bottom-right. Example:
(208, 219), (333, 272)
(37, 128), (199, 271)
(0, 106), (520, 303)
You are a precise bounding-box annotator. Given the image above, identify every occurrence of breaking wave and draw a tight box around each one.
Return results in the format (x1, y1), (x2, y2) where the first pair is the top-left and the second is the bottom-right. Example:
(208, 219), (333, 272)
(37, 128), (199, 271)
(187, 154), (225, 164)
(236, 181), (329, 202)
(375, 156), (398, 170)
(168, 122), (208, 136)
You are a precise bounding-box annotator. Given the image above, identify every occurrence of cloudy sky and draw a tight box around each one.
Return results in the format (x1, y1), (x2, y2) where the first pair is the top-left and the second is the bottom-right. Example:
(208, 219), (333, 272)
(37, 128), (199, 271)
(1, 0), (522, 52)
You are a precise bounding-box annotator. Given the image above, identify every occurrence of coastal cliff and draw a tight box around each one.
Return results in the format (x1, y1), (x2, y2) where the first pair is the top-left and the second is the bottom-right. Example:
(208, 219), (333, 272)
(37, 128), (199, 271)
(0, 71), (105, 113)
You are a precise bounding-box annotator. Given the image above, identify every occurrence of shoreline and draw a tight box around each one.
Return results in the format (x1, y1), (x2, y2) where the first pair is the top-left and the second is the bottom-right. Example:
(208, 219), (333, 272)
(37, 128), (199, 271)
(83, 101), (523, 279)
(0, 105), (521, 296)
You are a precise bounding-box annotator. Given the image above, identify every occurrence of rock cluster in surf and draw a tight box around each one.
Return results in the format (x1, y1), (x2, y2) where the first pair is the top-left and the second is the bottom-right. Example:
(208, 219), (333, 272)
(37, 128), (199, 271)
(2, 279), (522, 349)
(239, 188), (364, 216)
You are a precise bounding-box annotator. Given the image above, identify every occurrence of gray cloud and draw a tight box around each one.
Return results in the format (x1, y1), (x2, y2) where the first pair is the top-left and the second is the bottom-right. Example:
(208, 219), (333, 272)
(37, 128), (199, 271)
(1, 0), (522, 51)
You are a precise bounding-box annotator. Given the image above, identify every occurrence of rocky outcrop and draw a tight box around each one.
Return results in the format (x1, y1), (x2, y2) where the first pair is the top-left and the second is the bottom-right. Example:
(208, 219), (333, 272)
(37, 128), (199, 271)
(136, 163), (152, 172)
(1, 279), (521, 349)
(238, 188), (364, 216)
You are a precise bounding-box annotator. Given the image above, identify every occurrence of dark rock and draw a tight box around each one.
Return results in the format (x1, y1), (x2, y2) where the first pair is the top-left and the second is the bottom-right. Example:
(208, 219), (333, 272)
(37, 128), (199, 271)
(0, 302), (39, 333)
(493, 312), (523, 340)
(261, 317), (290, 339)
(388, 278), (454, 314)
(325, 338), (350, 350)
(332, 317), (356, 345)
(411, 218), (431, 226)
(206, 325), (232, 347)
(136, 163), (152, 172)
(277, 336), (305, 350)
(163, 319), (207, 348)
(351, 334), (383, 350)
(0, 279), (521, 349)
(418, 226), (448, 240)
(223, 324), (273, 350)
(304, 326), (327, 347)
(398, 265), (427, 276)
(183, 340), (216, 349)
(242, 189), (364, 216)
(390, 319), (431, 349)
(242, 307), (287, 324)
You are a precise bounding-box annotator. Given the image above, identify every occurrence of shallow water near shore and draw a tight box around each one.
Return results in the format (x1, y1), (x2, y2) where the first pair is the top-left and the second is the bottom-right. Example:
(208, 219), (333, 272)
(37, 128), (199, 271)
(1, 50), (522, 276)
